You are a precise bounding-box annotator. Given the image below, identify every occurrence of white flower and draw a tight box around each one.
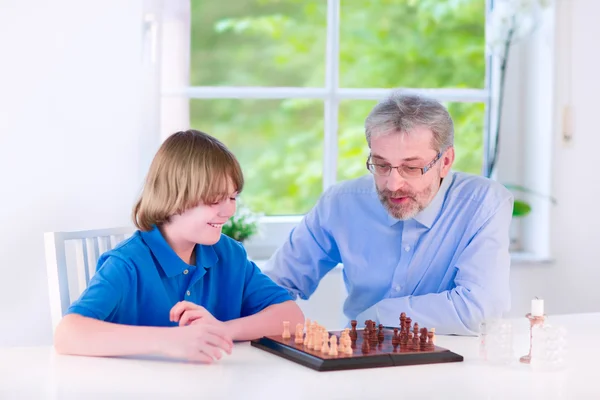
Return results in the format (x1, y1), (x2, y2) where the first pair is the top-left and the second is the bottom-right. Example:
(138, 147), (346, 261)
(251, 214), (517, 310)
(486, 0), (552, 57)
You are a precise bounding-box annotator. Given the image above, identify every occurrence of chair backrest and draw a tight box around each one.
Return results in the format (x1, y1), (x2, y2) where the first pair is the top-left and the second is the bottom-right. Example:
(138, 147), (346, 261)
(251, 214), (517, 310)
(44, 227), (136, 333)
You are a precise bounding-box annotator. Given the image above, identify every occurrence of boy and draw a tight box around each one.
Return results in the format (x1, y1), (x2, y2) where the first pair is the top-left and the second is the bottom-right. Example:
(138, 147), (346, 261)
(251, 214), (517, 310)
(54, 130), (304, 363)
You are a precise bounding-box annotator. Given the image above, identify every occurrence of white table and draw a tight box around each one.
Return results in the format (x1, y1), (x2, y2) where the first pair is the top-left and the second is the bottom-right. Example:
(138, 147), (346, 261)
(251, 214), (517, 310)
(1, 313), (598, 399)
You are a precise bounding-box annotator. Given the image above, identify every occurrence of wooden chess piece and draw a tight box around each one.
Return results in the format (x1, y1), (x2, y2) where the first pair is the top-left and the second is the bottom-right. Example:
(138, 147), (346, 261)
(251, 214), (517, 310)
(412, 331), (420, 350)
(282, 321), (291, 339)
(427, 331), (435, 349)
(430, 328), (436, 344)
(377, 324), (385, 344)
(399, 313), (406, 332)
(350, 320), (358, 341)
(392, 328), (399, 350)
(321, 332), (330, 354)
(313, 329), (322, 351)
(294, 323), (304, 344)
(361, 337), (370, 353)
(344, 336), (353, 355)
(420, 328), (428, 349)
(328, 335), (338, 356)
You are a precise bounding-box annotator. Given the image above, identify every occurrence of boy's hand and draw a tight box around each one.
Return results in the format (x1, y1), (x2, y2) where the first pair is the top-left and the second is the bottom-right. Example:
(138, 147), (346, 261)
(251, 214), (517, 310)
(160, 323), (233, 363)
(170, 301), (221, 327)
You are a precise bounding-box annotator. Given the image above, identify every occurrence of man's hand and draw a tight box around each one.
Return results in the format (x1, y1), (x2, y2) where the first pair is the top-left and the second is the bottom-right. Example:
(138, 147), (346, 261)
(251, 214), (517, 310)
(170, 301), (221, 327)
(159, 323), (233, 363)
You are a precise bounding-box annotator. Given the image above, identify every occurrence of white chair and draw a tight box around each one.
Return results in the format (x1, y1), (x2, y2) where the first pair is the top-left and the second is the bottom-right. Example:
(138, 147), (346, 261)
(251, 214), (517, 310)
(44, 227), (135, 333)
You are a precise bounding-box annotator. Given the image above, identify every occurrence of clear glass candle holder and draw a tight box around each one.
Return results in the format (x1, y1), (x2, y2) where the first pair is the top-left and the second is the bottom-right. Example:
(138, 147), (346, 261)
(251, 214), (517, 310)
(479, 319), (514, 365)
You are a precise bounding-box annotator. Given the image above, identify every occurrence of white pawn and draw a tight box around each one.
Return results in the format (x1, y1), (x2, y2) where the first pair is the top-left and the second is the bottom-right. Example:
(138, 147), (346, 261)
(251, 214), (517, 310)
(344, 336), (353, 355)
(321, 331), (330, 353)
(282, 321), (291, 339)
(328, 335), (338, 356)
(295, 324), (304, 344)
(313, 329), (322, 351)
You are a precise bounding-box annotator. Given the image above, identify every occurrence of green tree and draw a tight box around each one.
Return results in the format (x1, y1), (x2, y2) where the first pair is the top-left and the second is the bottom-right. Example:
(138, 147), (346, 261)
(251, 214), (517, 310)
(190, 0), (486, 215)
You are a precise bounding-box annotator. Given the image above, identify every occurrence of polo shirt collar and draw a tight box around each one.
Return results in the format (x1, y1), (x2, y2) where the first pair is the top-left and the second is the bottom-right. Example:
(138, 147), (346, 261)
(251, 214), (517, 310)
(141, 226), (219, 277)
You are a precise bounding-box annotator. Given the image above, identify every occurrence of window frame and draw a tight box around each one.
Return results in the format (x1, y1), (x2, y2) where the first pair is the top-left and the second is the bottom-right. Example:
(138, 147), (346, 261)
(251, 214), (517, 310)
(159, 0), (496, 259)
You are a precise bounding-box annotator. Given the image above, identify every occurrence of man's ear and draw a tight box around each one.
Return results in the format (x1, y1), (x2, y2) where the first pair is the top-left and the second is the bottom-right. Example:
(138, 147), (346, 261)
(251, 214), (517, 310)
(440, 147), (455, 178)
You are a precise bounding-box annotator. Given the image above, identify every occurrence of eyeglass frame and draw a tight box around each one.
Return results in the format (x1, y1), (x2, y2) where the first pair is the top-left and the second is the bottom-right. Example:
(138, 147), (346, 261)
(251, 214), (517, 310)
(365, 151), (443, 178)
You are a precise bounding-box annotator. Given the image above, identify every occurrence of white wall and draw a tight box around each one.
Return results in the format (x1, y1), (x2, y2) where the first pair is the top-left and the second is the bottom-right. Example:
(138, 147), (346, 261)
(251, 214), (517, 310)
(0, 0), (153, 346)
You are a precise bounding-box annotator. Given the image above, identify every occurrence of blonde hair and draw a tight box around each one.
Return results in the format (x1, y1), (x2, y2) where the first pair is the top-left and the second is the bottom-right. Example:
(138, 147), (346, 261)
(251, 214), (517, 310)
(133, 130), (244, 231)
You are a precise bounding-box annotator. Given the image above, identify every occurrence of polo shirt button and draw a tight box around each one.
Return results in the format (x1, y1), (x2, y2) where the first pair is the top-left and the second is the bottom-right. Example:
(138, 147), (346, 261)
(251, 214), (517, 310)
(186, 290), (191, 296)
(394, 285), (401, 292)
(183, 269), (189, 275)
(404, 245), (410, 252)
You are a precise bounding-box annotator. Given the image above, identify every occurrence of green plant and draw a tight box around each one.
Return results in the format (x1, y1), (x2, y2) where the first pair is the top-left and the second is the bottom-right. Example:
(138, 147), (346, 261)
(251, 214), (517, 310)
(504, 183), (557, 217)
(222, 200), (261, 243)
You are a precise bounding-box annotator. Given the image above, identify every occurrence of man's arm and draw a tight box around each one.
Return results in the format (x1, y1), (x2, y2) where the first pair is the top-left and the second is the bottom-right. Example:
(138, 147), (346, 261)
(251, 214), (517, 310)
(358, 197), (513, 336)
(264, 193), (341, 300)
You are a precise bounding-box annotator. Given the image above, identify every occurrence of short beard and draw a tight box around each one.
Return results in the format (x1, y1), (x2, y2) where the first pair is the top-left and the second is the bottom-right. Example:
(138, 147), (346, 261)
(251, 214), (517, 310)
(377, 189), (423, 220)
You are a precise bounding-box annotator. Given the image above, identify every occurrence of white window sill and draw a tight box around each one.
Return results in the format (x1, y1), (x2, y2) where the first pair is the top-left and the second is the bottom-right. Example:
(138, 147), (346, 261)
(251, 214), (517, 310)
(246, 217), (554, 268)
(253, 253), (552, 271)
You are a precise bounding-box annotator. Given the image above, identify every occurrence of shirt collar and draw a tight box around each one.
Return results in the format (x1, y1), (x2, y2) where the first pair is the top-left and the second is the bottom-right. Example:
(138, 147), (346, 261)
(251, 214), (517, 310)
(140, 226), (219, 277)
(386, 171), (454, 229)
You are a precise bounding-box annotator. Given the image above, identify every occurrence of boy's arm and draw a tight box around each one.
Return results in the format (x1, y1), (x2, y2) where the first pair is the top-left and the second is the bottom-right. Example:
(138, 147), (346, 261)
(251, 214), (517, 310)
(55, 314), (233, 362)
(55, 314), (167, 356)
(55, 256), (233, 361)
(224, 300), (304, 341)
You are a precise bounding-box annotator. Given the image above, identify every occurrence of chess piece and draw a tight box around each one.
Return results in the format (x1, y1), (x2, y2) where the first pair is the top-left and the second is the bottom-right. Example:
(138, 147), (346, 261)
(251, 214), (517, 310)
(313, 329), (322, 351)
(294, 323), (304, 344)
(392, 328), (399, 350)
(412, 331), (420, 350)
(430, 328), (436, 344)
(338, 333), (346, 354)
(361, 337), (370, 353)
(427, 331), (434, 349)
(282, 321), (291, 339)
(378, 324), (384, 344)
(328, 335), (338, 356)
(321, 332), (330, 354)
(344, 336), (353, 355)
(350, 320), (358, 341)
(420, 328), (428, 349)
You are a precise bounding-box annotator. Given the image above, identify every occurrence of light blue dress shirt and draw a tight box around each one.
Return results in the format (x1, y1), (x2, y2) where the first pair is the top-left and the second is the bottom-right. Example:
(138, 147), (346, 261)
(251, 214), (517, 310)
(265, 171), (513, 335)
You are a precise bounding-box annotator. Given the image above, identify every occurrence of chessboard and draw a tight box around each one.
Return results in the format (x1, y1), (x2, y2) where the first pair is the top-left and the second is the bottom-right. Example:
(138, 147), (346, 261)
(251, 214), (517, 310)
(251, 316), (463, 372)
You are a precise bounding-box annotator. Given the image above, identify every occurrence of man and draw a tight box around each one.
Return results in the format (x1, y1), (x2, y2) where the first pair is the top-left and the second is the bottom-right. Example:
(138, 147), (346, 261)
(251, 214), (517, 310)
(264, 90), (513, 335)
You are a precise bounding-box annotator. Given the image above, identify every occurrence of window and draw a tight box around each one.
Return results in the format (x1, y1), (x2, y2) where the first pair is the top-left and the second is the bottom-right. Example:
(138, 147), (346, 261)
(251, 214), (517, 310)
(160, 0), (491, 219)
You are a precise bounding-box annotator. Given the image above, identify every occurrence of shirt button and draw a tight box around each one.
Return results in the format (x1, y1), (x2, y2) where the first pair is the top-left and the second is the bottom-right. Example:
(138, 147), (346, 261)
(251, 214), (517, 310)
(394, 285), (401, 292)
(186, 290), (191, 296)
(404, 245), (410, 252)
(183, 269), (189, 275)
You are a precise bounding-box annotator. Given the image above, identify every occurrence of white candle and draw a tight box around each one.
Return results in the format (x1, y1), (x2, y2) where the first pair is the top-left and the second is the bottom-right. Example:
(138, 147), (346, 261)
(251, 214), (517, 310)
(531, 298), (544, 317)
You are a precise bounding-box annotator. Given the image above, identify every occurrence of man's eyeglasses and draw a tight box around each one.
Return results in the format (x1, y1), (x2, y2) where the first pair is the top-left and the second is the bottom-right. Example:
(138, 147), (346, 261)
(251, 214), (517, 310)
(366, 152), (442, 179)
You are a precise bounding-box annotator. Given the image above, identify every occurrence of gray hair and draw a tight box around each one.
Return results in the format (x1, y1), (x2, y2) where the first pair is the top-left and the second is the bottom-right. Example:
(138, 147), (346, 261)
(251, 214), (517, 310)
(365, 90), (454, 152)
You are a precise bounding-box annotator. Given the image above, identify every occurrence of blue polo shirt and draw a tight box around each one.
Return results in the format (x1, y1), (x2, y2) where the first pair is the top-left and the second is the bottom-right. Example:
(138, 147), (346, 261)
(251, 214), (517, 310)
(66, 226), (293, 326)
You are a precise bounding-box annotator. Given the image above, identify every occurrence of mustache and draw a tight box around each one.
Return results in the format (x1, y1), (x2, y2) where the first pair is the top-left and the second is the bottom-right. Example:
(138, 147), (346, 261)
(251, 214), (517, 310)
(380, 189), (416, 199)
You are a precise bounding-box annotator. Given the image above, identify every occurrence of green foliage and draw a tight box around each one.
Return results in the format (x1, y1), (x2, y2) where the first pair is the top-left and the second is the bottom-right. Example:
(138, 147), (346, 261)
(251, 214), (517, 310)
(190, 0), (486, 215)
(504, 183), (557, 218)
(222, 200), (261, 243)
(512, 200), (532, 217)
